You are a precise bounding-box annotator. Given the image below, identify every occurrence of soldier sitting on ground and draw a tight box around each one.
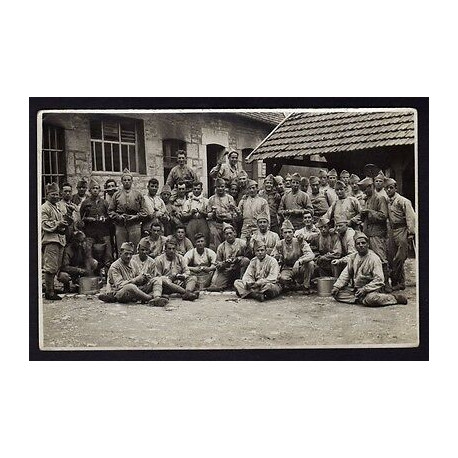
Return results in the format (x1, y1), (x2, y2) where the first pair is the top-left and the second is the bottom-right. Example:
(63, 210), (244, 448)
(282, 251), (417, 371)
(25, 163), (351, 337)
(99, 242), (167, 307)
(234, 240), (282, 302)
(57, 231), (98, 293)
(154, 239), (199, 301)
(332, 232), (408, 307)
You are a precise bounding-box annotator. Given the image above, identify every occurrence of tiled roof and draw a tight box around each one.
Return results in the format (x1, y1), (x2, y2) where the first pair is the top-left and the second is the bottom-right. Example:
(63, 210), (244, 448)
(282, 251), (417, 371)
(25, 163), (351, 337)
(247, 110), (415, 162)
(236, 111), (286, 125)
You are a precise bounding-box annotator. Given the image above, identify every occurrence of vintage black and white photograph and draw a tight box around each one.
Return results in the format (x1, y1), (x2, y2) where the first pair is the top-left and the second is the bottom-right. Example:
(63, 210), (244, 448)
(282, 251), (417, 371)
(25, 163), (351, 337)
(36, 106), (420, 351)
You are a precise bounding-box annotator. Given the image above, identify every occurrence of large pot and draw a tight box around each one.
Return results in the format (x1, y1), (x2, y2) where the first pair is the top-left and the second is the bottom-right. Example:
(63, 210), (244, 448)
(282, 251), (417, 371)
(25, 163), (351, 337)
(79, 276), (101, 295)
(316, 277), (336, 297)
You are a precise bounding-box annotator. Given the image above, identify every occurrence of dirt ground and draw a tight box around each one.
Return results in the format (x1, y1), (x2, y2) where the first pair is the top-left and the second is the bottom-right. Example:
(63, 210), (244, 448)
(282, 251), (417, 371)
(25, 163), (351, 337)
(40, 259), (418, 350)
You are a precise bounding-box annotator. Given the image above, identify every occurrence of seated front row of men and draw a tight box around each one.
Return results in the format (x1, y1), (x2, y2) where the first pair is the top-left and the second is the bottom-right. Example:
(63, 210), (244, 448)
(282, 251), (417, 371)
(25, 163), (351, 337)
(96, 213), (408, 307)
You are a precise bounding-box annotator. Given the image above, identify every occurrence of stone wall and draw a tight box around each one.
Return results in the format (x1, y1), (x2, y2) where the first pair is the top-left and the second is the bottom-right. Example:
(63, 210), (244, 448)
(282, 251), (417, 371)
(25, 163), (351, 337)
(42, 112), (272, 195)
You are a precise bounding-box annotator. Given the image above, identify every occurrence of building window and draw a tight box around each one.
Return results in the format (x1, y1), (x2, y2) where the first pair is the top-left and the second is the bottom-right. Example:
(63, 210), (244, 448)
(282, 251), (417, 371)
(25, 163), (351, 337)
(90, 118), (146, 174)
(163, 139), (186, 182)
(42, 124), (66, 199)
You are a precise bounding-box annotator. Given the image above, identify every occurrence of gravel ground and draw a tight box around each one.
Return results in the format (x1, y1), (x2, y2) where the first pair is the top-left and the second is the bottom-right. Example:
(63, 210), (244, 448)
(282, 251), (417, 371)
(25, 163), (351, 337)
(40, 259), (418, 350)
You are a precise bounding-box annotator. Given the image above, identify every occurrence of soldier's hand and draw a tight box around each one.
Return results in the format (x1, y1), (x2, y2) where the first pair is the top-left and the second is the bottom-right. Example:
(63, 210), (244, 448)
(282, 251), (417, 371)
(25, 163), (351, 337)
(331, 287), (340, 297)
(355, 288), (365, 299)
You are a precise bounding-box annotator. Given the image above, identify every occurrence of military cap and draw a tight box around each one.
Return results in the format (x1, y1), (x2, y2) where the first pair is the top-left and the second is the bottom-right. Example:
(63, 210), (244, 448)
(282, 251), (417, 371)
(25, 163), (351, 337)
(121, 168), (133, 178)
(384, 177), (397, 187)
(253, 239), (267, 250)
(247, 179), (258, 187)
(309, 176), (320, 185)
(316, 216), (331, 228)
(340, 170), (350, 177)
(161, 184), (172, 194)
(238, 170), (248, 178)
(328, 169), (338, 176)
(335, 180), (346, 189)
(88, 177), (100, 189)
(214, 178), (226, 187)
(374, 171), (386, 180)
(264, 174), (275, 183)
(358, 177), (374, 188)
(256, 212), (269, 222)
(291, 172), (301, 181)
(281, 219), (294, 231)
(274, 176), (284, 185)
(318, 169), (328, 178)
(334, 216), (349, 224)
(349, 174), (360, 184)
(45, 182), (59, 194)
(285, 173), (292, 180)
(76, 178), (88, 188)
(353, 231), (369, 242)
(223, 222), (236, 233)
(137, 238), (151, 249)
(120, 241), (135, 252)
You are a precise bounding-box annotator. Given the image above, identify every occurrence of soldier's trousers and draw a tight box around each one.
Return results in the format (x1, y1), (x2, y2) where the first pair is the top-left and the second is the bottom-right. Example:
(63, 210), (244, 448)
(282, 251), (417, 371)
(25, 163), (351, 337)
(234, 279), (282, 299)
(334, 286), (398, 307)
(279, 261), (314, 290)
(388, 226), (409, 288)
(114, 277), (163, 303)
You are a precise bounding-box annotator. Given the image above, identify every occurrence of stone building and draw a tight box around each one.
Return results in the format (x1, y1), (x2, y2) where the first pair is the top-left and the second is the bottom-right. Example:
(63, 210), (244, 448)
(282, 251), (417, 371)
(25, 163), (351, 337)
(40, 111), (284, 197)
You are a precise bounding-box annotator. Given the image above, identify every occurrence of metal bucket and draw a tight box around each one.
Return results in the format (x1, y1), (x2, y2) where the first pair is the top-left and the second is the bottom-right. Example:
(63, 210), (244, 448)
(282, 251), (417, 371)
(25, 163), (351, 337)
(316, 277), (336, 297)
(79, 276), (101, 295)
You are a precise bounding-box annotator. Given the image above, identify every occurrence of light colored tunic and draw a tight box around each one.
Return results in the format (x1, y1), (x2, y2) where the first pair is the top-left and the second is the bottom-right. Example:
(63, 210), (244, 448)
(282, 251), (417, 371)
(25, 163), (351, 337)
(143, 194), (168, 220)
(184, 247), (217, 268)
(130, 254), (156, 276)
(326, 196), (361, 224)
(334, 250), (385, 293)
(155, 252), (190, 278)
(242, 255), (280, 284)
(238, 195), (270, 237)
(279, 190), (313, 230)
(107, 258), (136, 291)
(108, 188), (148, 224)
(294, 226), (320, 244)
(139, 235), (167, 258)
(249, 230), (280, 255)
(271, 238), (314, 268)
(41, 200), (66, 246)
(387, 193), (416, 234)
(166, 164), (197, 192)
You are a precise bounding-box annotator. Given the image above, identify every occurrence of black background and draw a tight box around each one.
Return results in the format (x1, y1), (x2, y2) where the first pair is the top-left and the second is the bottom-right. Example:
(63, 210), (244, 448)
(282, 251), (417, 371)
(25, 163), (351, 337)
(29, 97), (429, 361)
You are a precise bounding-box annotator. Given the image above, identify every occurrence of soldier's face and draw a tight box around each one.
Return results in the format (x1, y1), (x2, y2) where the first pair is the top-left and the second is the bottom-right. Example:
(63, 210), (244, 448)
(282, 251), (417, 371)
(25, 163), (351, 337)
(311, 182), (320, 194)
(150, 225), (162, 238)
(264, 180), (273, 191)
(224, 229), (235, 243)
(335, 222), (348, 234)
(351, 182), (360, 193)
(90, 185), (100, 198)
(61, 186), (72, 201)
(195, 237), (206, 250)
(165, 244), (176, 258)
(255, 245), (267, 260)
(120, 249), (133, 264)
(363, 185), (373, 198)
(105, 181), (117, 195)
(374, 178), (384, 191)
(328, 176), (337, 187)
(176, 228), (185, 240)
(285, 178), (292, 188)
(303, 214), (313, 226)
(341, 174), (350, 185)
(319, 225), (329, 236)
(193, 184), (202, 196)
(161, 191), (171, 202)
(248, 184), (257, 196)
(122, 176), (132, 189)
(336, 187), (346, 199)
(148, 182), (158, 196)
(355, 238), (369, 255)
(216, 183), (226, 195)
(77, 185), (87, 196)
(47, 191), (60, 204)
(385, 184), (396, 198)
(283, 228), (293, 241)
(177, 184), (186, 196)
(229, 184), (238, 196)
(257, 219), (269, 232)
(177, 154), (186, 166)
(276, 182), (284, 193)
(229, 153), (238, 165)
(138, 245), (149, 260)
(238, 176), (247, 187)
(320, 176), (327, 186)
(291, 179), (300, 191)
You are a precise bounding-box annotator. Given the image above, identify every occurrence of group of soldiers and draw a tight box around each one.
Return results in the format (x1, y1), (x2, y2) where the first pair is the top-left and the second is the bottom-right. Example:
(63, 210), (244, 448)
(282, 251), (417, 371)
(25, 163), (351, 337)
(41, 149), (416, 308)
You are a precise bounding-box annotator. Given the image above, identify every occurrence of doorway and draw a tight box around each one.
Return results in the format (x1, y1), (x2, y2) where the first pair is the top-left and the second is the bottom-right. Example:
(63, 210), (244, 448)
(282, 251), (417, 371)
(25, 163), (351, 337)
(206, 144), (225, 196)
